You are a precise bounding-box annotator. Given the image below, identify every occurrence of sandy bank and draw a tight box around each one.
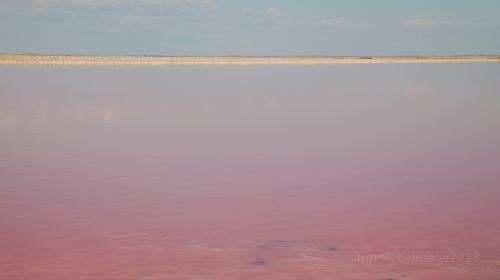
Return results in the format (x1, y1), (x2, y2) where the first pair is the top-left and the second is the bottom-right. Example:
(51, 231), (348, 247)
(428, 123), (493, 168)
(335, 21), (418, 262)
(1, 54), (499, 66)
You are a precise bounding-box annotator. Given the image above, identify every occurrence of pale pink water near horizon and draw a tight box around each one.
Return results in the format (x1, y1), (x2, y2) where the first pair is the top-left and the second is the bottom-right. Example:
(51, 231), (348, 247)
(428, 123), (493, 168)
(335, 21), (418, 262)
(1, 64), (500, 279)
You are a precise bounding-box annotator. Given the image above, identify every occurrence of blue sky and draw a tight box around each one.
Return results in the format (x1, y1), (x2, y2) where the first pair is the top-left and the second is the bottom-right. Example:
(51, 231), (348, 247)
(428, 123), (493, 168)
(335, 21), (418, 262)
(1, 0), (499, 55)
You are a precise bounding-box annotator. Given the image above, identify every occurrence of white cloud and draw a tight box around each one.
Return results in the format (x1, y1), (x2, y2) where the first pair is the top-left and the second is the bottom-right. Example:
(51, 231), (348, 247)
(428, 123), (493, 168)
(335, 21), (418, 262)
(266, 7), (281, 17)
(405, 18), (500, 28)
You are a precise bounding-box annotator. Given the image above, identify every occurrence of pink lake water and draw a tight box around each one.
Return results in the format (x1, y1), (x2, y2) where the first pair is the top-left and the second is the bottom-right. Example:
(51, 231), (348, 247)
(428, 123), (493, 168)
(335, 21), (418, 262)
(1, 64), (500, 279)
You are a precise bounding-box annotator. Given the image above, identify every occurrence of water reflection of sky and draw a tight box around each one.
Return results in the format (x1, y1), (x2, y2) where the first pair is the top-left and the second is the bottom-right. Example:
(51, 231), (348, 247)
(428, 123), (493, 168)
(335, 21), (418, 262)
(1, 64), (500, 279)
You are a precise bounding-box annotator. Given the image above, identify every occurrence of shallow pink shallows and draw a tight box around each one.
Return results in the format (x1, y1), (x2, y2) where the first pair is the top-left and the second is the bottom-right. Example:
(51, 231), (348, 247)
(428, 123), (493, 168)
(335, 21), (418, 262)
(1, 65), (500, 279)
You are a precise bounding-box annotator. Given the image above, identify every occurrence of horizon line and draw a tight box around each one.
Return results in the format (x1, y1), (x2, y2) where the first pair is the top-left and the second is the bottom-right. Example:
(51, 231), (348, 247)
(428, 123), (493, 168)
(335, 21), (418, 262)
(1, 54), (499, 66)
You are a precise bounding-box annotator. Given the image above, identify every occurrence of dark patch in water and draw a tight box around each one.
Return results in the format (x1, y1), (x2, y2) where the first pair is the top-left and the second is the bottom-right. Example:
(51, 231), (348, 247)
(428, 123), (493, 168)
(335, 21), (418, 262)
(258, 240), (290, 249)
(250, 259), (268, 266)
(270, 240), (289, 247)
(328, 247), (337, 251)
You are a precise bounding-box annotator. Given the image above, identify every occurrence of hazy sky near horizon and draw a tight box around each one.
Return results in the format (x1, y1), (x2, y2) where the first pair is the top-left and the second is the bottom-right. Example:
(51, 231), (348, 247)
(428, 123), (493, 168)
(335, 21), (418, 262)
(1, 0), (500, 55)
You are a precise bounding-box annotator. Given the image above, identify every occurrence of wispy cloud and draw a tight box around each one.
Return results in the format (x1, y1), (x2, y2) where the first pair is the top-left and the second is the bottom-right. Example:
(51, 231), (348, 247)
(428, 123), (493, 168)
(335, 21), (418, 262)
(241, 7), (255, 15)
(404, 19), (452, 28)
(405, 18), (500, 28)
(311, 17), (366, 28)
(123, 15), (152, 23)
(266, 7), (282, 17)
(32, 0), (218, 20)
(141, 0), (185, 5)
(240, 7), (283, 19)
(200, 0), (216, 9)
(33, 0), (202, 9)
(34, 0), (123, 7)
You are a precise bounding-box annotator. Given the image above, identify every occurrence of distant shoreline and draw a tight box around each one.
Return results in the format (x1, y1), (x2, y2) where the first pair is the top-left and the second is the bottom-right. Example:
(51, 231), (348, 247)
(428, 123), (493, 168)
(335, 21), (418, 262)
(1, 54), (499, 66)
